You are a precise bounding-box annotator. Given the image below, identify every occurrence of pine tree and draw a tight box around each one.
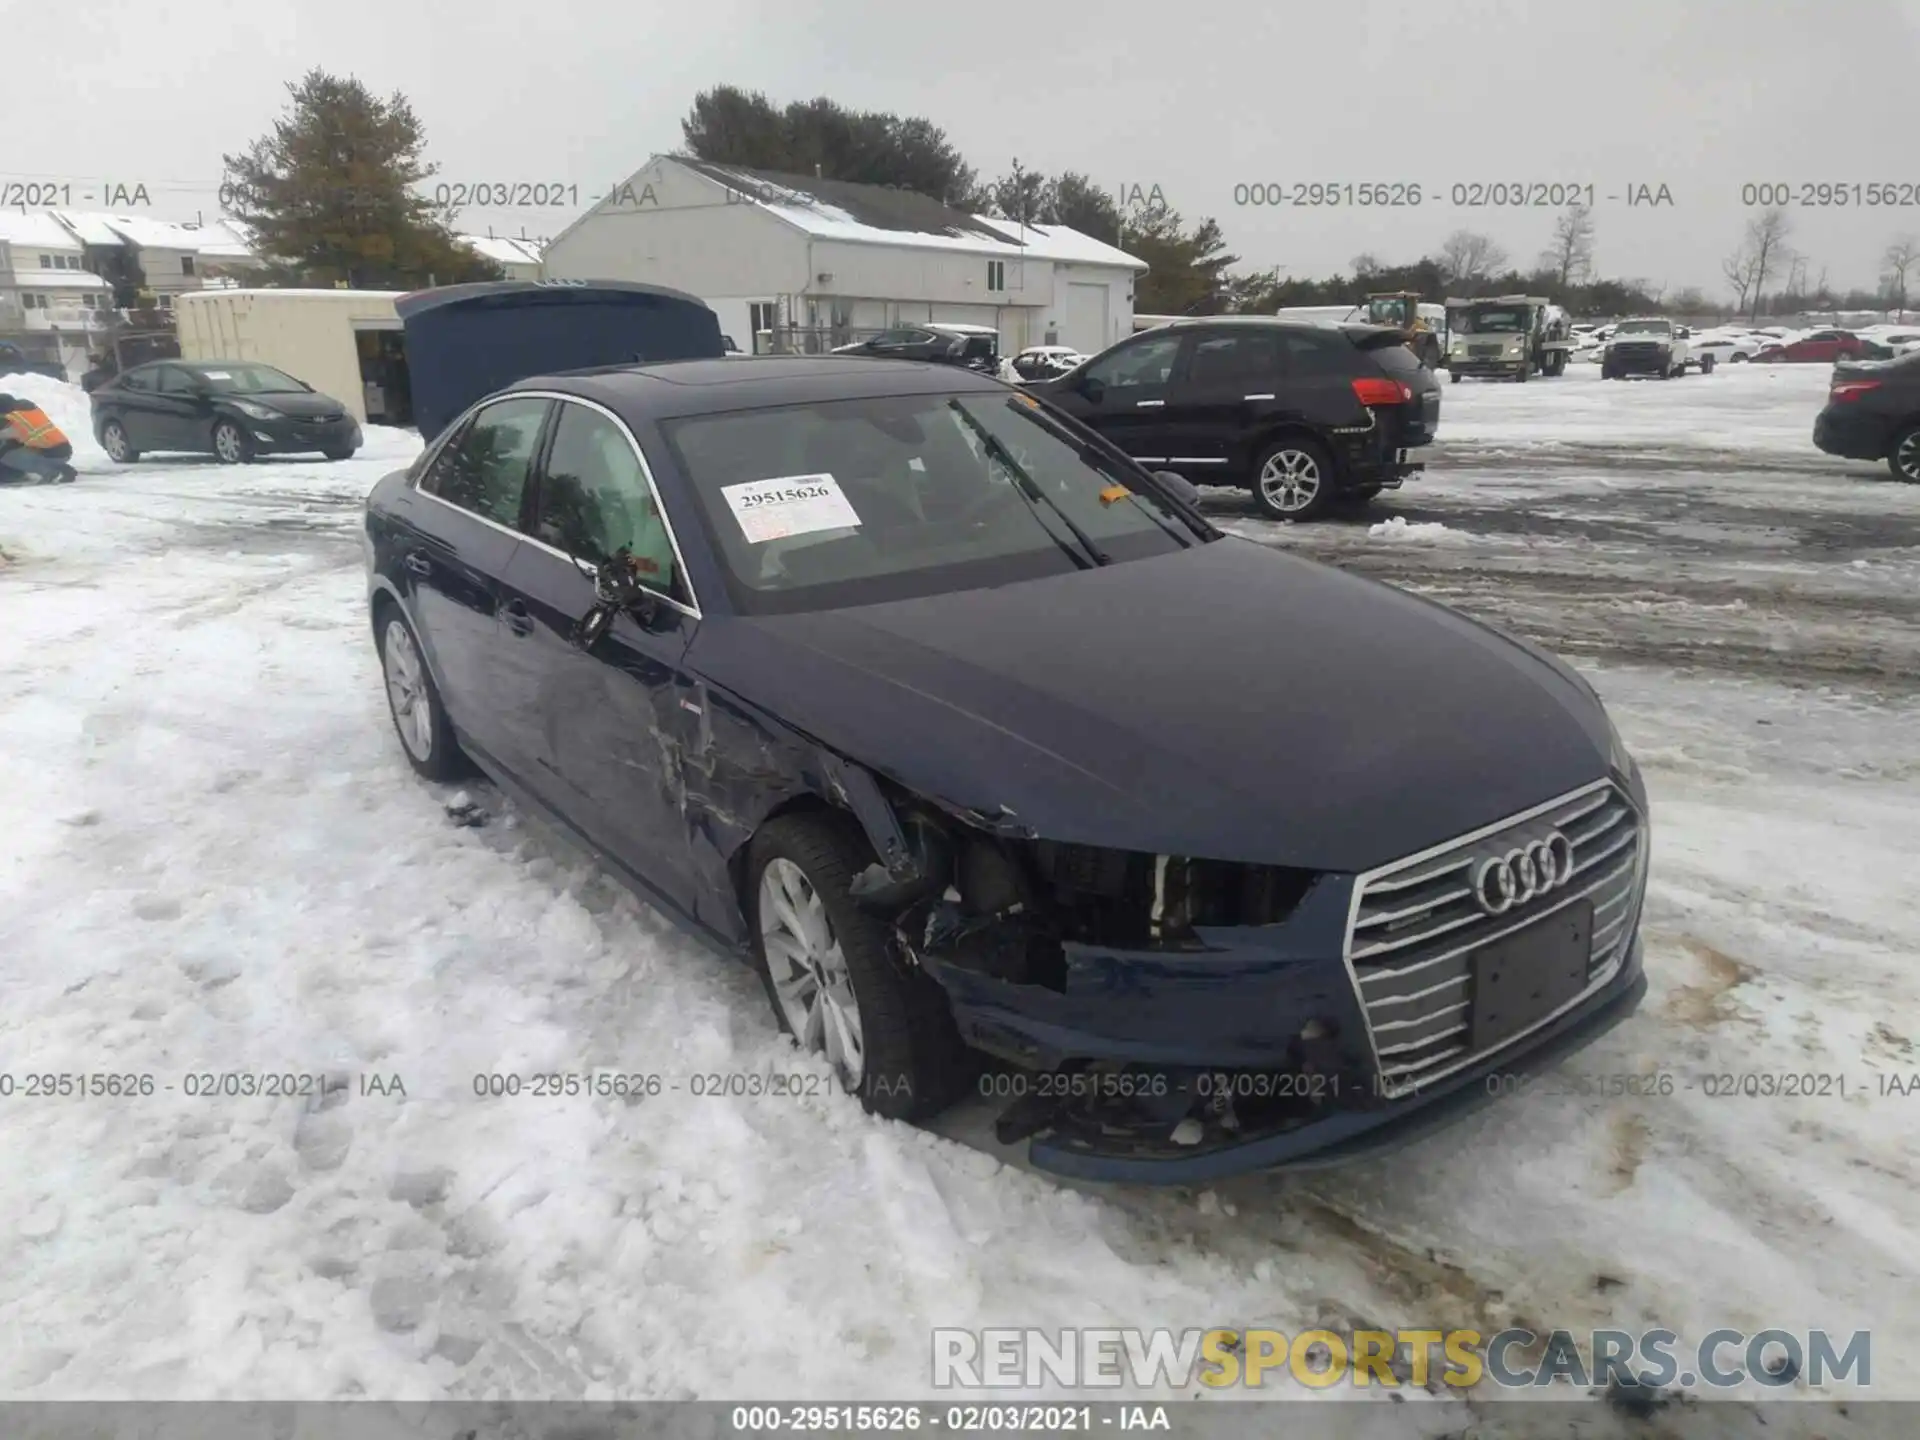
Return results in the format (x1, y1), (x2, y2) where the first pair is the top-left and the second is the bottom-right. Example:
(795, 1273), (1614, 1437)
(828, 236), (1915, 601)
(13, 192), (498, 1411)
(220, 70), (502, 289)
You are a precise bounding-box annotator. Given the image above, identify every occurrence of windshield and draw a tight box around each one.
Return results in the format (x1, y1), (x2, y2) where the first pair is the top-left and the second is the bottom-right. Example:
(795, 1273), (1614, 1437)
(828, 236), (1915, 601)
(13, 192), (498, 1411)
(1455, 307), (1527, 334)
(1613, 320), (1671, 336)
(663, 390), (1207, 615)
(1367, 298), (1410, 326)
(195, 363), (309, 394)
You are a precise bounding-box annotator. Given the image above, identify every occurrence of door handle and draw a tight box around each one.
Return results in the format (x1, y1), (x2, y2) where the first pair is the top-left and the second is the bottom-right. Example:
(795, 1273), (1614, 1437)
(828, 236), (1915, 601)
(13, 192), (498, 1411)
(500, 599), (535, 636)
(1135, 399), (1165, 408)
(403, 552), (431, 576)
(1243, 393), (1276, 401)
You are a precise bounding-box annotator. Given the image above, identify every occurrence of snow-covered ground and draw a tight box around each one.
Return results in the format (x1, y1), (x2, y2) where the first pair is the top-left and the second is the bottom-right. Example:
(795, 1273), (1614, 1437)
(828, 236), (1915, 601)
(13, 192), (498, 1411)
(2, 364), (1916, 1425)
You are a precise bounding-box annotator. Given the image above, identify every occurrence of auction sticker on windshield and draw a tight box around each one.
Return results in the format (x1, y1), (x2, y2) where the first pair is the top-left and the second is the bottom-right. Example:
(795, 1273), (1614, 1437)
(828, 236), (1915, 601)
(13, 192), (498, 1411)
(722, 474), (863, 543)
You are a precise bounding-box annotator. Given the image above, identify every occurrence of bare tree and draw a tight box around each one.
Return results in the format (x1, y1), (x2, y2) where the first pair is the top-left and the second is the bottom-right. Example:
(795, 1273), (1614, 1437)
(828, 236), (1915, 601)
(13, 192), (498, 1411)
(1738, 208), (1791, 321)
(1884, 234), (1919, 320)
(1438, 230), (1509, 291)
(1722, 245), (1758, 314)
(1350, 252), (1383, 278)
(1538, 203), (1596, 288)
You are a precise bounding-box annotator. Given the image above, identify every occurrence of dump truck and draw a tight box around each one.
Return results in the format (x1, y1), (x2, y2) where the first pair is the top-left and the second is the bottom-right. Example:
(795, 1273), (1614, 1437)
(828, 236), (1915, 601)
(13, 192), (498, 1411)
(1443, 296), (1574, 382)
(1362, 292), (1447, 368)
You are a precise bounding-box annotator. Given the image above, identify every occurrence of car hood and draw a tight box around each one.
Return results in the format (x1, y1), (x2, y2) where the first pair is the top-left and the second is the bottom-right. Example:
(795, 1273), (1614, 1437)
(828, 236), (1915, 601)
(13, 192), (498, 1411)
(688, 539), (1613, 874)
(225, 390), (347, 418)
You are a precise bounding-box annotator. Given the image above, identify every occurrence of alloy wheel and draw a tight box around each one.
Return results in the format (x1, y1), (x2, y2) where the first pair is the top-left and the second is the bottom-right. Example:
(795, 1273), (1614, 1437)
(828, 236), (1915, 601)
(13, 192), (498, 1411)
(1897, 430), (1920, 483)
(1258, 449), (1322, 515)
(381, 619), (435, 762)
(215, 423), (243, 462)
(103, 423), (128, 460)
(759, 857), (865, 1088)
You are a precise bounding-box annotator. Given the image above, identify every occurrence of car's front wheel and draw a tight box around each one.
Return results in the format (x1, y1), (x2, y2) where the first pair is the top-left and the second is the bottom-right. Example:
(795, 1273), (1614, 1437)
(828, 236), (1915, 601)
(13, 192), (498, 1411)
(323, 446), (356, 461)
(748, 813), (970, 1121)
(100, 418), (140, 463)
(1891, 424), (1920, 485)
(1251, 437), (1336, 521)
(212, 419), (254, 464)
(377, 607), (468, 781)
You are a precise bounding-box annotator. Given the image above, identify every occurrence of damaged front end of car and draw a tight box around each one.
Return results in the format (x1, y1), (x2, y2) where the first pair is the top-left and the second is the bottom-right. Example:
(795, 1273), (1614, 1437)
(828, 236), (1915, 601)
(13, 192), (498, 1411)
(833, 778), (1649, 1185)
(836, 790), (1396, 1177)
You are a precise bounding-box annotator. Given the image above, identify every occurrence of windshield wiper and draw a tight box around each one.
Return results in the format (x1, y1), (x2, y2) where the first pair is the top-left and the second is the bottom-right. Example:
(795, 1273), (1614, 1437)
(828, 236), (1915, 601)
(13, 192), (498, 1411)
(946, 400), (1110, 567)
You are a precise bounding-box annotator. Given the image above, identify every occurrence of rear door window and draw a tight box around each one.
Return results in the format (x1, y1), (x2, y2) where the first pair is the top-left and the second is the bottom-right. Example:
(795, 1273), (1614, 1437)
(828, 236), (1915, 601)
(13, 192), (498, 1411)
(1183, 331), (1284, 386)
(418, 395), (550, 529)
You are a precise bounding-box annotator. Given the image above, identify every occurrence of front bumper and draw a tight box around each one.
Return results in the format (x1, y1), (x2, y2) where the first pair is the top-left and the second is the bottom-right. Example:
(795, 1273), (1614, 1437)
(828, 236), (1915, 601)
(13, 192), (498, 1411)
(924, 903), (1647, 1185)
(1448, 352), (1527, 377)
(1604, 345), (1672, 375)
(1813, 407), (1896, 461)
(243, 413), (361, 455)
(1026, 942), (1645, 1184)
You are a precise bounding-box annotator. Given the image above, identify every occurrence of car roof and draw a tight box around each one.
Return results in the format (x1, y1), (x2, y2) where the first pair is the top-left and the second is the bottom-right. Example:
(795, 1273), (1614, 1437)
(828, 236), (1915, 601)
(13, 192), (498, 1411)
(503, 355), (1009, 422)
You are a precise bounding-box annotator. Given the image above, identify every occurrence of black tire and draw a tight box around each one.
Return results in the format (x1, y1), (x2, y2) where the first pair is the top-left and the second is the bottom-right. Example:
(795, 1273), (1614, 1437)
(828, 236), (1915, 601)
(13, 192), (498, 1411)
(212, 418), (255, 464)
(1250, 435), (1338, 521)
(1662, 361), (1678, 379)
(375, 604), (470, 782)
(323, 446), (356, 462)
(1545, 351), (1567, 376)
(746, 812), (972, 1121)
(1601, 365), (1617, 380)
(1700, 353), (1716, 374)
(1514, 363), (1530, 382)
(1729, 351), (1748, 363)
(1891, 424), (1920, 485)
(100, 418), (140, 463)
(1447, 370), (1460, 384)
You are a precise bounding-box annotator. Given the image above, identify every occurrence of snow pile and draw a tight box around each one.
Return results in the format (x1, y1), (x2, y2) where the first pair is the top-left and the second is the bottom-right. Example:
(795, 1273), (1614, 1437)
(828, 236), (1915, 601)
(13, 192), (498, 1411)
(1368, 515), (1470, 545)
(0, 374), (107, 466)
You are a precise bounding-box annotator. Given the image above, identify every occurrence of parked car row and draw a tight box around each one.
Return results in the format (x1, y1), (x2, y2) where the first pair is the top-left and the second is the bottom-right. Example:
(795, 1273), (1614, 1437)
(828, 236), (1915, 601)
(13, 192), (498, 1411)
(360, 281), (1650, 1184)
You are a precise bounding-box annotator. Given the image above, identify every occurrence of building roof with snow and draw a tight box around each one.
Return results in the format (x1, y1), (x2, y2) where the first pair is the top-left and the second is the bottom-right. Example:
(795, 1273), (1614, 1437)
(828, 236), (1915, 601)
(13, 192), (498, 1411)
(457, 234), (544, 268)
(668, 157), (1147, 270)
(0, 212), (88, 249)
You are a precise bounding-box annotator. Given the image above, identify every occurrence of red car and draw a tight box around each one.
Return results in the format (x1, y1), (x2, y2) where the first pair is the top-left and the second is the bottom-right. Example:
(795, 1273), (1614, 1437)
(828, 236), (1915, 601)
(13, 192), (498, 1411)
(1754, 329), (1871, 364)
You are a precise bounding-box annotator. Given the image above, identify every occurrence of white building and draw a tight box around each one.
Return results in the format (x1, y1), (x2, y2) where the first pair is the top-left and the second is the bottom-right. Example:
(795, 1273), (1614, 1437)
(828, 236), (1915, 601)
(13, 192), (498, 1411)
(51, 212), (229, 310)
(458, 233), (544, 282)
(540, 155), (1145, 357)
(0, 212), (114, 378)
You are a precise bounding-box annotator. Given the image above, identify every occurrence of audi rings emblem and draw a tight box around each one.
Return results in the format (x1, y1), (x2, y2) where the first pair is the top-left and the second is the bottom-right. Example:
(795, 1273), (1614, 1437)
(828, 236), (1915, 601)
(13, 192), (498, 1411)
(1472, 832), (1576, 915)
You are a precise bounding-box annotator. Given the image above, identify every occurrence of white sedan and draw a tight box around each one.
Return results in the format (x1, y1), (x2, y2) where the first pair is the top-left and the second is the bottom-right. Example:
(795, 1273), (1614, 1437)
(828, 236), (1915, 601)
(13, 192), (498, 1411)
(1690, 330), (1769, 364)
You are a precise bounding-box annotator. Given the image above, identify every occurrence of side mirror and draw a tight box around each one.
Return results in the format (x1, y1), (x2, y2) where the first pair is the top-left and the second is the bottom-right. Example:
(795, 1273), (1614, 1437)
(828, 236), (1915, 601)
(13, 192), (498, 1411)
(1151, 469), (1201, 506)
(1079, 375), (1105, 404)
(573, 549), (664, 650)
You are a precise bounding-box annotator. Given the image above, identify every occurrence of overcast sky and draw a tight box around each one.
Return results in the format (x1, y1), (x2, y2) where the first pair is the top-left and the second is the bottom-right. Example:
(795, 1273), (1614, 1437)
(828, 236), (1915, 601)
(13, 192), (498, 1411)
(15, 0), (1920, 295)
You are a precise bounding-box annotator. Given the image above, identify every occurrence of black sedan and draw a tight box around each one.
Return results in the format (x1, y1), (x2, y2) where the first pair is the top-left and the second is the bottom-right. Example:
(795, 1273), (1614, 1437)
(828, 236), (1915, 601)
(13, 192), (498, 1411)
(91, 360), (361, 464)
(1814, 348), (1920, 483)
(363, 356), (1650, 1183)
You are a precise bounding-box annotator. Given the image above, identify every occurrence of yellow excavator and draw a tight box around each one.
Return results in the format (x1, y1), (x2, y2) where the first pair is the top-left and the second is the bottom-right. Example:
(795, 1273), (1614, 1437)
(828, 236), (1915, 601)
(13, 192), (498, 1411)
(1362, 292), (1445, 369)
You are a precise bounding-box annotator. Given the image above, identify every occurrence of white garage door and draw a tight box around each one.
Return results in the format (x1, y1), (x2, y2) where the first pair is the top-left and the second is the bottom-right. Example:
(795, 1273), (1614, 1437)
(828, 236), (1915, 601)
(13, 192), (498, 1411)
(1065, 283), (1110, 354)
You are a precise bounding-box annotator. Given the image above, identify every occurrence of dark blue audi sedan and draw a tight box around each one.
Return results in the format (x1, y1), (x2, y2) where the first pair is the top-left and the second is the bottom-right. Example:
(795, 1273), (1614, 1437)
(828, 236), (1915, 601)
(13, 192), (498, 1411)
(363, 286), (1650, 1184)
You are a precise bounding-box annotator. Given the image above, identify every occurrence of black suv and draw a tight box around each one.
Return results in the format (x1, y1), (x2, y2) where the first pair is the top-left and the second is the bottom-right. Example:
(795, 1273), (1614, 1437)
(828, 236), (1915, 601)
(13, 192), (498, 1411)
(1027, 319), (1440, 519)
(1814, 348), (1920, 483)
(833, 323), (999, 374)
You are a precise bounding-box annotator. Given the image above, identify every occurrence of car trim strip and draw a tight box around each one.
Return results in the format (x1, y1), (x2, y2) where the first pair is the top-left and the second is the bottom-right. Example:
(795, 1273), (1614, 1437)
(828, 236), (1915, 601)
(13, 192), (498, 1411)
(411, 390), (703, 620)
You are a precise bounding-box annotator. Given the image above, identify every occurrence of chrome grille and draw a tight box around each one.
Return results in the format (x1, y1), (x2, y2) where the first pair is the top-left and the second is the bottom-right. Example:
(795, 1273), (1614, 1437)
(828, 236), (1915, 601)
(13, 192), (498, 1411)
(1468, 343), (1504, 358)
(1343, 779), (1645, 1097)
